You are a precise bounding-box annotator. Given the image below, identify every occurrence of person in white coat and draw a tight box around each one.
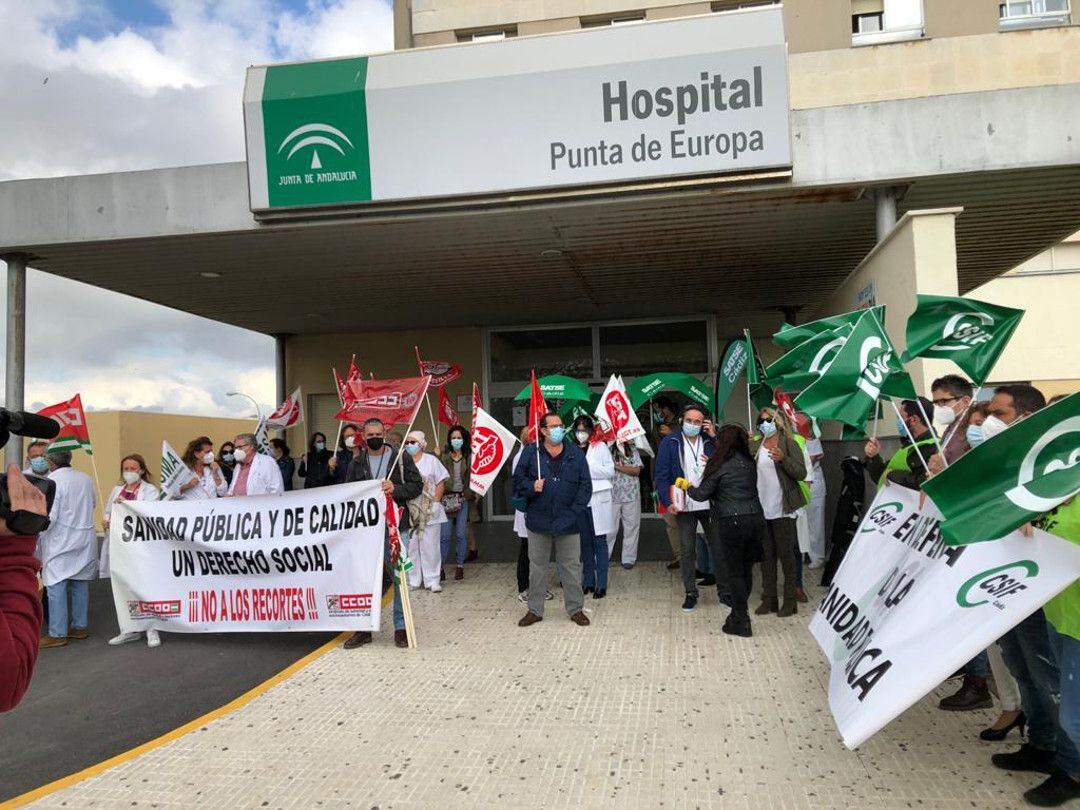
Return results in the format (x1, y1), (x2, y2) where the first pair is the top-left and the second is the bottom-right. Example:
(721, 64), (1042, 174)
(37, 451), (98, 648)
(572, 416), (615, 599)
(227, 433), (284, 497)
(403, 431), (449, 592)
(178, 436), (228, 500)
(804, 434), (827, 570)
(101, 454), (162, 647)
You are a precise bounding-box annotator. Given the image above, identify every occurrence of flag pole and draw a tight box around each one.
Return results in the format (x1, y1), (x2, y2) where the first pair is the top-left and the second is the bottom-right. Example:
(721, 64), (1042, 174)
(746, 382), (753, 430)
(87, 448), (107, 530)
(390, 376), (431, 480)
(330, 370), (347, 453)
(888, 399), (932, 477)
(424, 393), (440, 449)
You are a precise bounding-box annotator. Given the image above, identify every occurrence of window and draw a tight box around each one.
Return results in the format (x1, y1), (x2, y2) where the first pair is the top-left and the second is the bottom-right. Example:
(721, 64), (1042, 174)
(851, 0), (923, 45)
(999, 0), (1071, 28)
(711, 1), (779, 11)
(456, 26), (516, 42)
(580, 12), (645, 28)
(852, 11), (884, 32)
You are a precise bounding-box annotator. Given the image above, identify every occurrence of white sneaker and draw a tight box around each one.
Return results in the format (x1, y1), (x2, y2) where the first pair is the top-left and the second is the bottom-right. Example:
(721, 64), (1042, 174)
(517, 591), (528, 603)
(430, 583), (443, 593)
(146, 629), (161, 648)
(108, 632), (141, 646)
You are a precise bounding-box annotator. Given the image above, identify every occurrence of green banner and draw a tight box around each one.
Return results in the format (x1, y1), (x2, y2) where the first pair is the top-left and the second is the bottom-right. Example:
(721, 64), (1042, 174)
(774, 306), (885, 350)
(923, 393), (1080, 545)
(765, 323), (852, 393)
(714, 338), (749, 416)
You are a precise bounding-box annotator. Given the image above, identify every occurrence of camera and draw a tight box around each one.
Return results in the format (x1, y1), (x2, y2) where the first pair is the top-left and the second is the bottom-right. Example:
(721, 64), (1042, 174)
(0, 407), (61, 534)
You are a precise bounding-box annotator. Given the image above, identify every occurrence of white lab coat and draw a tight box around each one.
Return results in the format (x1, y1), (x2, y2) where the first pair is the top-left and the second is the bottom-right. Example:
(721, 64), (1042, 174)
(180, 465), (228, 500)
(37, 466), (98, 587)
(227, 453), (285, 497)
(585, 442), (616, 536)
(100, 480), (161, 577)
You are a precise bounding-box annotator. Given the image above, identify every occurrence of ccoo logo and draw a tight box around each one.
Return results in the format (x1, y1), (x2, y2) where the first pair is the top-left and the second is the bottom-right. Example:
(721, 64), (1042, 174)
(1003, 416), (1080, 513)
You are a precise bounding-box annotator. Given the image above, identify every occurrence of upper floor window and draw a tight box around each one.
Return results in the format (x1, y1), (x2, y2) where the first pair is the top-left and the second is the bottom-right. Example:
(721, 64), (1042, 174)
(999, 0), (1071, 29)
(711, 1), (780, 10)
(581, 12), (645, 28)
(457, 26), (517, 42)
(853, 11), (884, 32)
(851, 0), (923, 46)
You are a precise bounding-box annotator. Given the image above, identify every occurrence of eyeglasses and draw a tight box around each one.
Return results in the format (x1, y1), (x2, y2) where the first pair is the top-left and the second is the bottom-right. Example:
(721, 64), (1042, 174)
(932, 396), (959, 406)
(757, 417), (774, 425)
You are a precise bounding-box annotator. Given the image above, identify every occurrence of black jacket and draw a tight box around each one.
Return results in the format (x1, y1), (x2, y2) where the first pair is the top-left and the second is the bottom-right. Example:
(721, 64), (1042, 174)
(686, 454), (764, 519)
(298, 448), (335, 488)
(345, 448), (423, 531)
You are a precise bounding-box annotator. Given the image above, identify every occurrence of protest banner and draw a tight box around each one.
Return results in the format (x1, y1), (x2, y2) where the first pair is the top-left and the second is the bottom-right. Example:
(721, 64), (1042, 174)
(811, 485), (1080, 749)
(336, 375), (430, 426)
(595, 374), (645, 444)
(109, 480), (388, 634)
(470, 406), (519, 496)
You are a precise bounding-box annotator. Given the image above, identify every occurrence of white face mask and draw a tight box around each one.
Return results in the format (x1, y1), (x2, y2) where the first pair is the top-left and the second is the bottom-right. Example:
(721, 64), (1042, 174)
(344, 435), (356, 449)
(203, 451), (215, 464)
(933, 404), (957, 426)
(233, 448), (248, 463)
(122, 470), (141, 485)
(575, 430), (591, 444)
(980, 414), (1010, 441)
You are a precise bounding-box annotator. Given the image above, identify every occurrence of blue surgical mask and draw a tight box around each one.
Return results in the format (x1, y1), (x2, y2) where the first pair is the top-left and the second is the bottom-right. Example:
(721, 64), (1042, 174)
(404, 441), (421, 455)
(29, 457), (49, 474)
(682, 423), (702, 438)
(966, 424), (985, 447)
(895, 417), (908, 437)
(223, 453), (235, 463)
(450, 438), (464, 451)
(546, 426), (566, 444)
(758, 420), (777, 438)
(315, 441), (325, 451)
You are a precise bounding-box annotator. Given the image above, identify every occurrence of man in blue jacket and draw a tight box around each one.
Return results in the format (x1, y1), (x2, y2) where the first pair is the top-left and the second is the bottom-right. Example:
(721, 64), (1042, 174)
(512, 412), (593, 627)
(654, 404), (717, 613)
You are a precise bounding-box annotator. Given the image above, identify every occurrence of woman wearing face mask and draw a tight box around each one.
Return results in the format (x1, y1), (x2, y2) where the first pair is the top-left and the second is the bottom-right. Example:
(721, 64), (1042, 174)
(440, 425), (471, 581)
(218, 441), (236, 486)
(298, 432), (335, 489)
(964, 402), (990, 448)
(103, 454), (161, 647)
(178, 436), (228, 500)
(750, 407), (807, 618)
(269, 438), (295, 491)
(328, 424), (360, 485)
(573, 415), (616, 599)
(403, 431), (449, 592)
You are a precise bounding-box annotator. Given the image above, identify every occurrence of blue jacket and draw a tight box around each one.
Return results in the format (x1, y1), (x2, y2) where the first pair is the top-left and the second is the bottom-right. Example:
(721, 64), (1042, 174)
(654, 432), (716, 508)
(513, 442), (592, 535)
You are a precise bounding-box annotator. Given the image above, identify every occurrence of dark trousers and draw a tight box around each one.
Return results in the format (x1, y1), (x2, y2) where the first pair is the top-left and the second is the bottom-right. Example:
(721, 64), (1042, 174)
(579, 507), (608, 591)
(677, 510), (713, 596)
(761, 517), (797, 605)
(516, 536), (529, 593)
(711, 514), (764, 614)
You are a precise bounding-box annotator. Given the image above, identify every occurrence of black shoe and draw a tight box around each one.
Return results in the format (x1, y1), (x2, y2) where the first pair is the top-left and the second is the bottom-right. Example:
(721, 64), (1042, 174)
(583, 585), (595, 595)
(593, 588), (606, 599)
(992, 744), (1058, 775)
(722, 612), (752, 638)
(694, 569), (707, 579)
(666, 561), (679, 570)
(681, 594), (697, 613)
(718, 592), (733, 608)
(343, 631), (372, 649)
(939, 675), (994, 711)
(980, 711), (1027, 741)
(696, 574), (716, 587)
(1023, 772), (1080, 807)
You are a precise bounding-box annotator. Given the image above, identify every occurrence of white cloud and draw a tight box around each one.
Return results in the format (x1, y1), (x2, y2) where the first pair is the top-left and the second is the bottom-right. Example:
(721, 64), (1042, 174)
(0, 0), (394, 417)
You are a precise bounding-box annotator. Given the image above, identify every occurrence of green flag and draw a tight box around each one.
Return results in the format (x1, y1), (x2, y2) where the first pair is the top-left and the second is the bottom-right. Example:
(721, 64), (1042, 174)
(773, 306), (885, 350)
(794, 309), (916, 427)
(764, 324), (853, 392)
(714, 338), (749, 416)
(840, 423), (867, 440)
(744, 330), (760, 385)
(902, 294), (1024, 385)
(923, 392), (1080, 545)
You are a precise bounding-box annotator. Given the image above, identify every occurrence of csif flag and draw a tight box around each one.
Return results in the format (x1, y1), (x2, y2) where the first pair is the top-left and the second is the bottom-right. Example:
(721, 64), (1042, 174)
(527, 370), (549, 443)
(595, 374), (645, 444)
(774, 306), (885, 350)
(922, 392), (1080, 546)
(336, 376), (431, 427)
(37, 394), (93, 455)
(415, 347), (462, 388)
(795, 309), (915, 427)
(266, 386), (304, 429)
(765, 324), (853, 393)
(902, 295), (1024, 385)
(437, 386), (457, 428)
(469, 406), (519, 497)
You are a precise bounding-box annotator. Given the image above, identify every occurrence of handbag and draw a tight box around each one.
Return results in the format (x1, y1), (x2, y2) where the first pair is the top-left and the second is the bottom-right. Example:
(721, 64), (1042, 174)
(441, 491), (465, 514)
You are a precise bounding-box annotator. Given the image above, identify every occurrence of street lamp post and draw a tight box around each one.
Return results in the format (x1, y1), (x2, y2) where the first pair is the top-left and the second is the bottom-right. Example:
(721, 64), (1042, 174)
(226, 391), (262, 421)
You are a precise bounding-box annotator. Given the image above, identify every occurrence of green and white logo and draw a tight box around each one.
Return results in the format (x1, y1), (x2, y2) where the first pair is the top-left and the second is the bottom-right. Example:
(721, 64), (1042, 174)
(956, 561), (1038, 608)
(860, 501), (904, 533)
(1004, 416), (1080, 513)
(931, 312), (995, 352)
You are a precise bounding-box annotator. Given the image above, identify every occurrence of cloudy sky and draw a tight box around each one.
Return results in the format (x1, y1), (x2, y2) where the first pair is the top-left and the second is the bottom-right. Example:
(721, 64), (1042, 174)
(0, 0), (393, 416)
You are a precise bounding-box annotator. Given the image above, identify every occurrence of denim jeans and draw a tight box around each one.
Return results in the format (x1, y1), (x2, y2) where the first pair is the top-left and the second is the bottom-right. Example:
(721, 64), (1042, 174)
(579, 507), (608, 591)
(696, 533), (713, 575)
(440, 502), (469, 566)
(963, 649), (990, 679)
(999, 609), (1079, 775)
(46, 579), (89, 638)
(1047, 623), (1080, 779)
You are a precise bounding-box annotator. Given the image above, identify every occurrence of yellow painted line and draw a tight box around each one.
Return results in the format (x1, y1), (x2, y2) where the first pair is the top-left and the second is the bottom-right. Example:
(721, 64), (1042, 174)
(1, 632), (350, 809)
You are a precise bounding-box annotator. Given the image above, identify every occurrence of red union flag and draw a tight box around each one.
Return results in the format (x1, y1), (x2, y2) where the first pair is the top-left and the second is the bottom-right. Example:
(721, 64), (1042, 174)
(415, 347), (462, 388)
(527, 370), (549, 443)
(595, 375), (645, 444)
(266, 386), (304, 429)
(774, 387), (812, 439)
(471, 382), (482, 428)
(37, 394), (93, 454)
(437, 386), (457, 427)
(470, 406), (519, 496)
(335, 376), (430, 426)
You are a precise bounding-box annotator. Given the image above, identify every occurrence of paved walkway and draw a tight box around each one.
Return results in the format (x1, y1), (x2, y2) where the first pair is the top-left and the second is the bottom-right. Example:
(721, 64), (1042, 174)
(26, 563), (1039, 809)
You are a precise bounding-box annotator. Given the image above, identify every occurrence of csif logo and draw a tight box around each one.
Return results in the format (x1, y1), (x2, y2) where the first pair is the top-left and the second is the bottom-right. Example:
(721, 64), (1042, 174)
(1003, 416), (1080, 513)
(956, 561), (1038, 609)
(278, 123), (355, 171)
(860, 501), (904, 533)
(931, 312), (995, 352)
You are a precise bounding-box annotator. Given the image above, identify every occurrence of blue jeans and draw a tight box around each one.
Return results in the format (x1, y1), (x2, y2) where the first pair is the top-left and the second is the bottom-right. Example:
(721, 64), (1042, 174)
(580, 507), (608, 591)
(696, 534), (713, 575)
(46, 579), (89, 638)
(384, 532), (405, 631)
(1047, 623), (1080, 779)
(440, 502), (469, 566)
(963, 650), (990, 678)
(999, 609), (1079, 775)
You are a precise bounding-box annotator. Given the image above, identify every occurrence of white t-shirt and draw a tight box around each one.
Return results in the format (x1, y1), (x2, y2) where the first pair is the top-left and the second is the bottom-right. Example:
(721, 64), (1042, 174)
(412, 452), (449, 525)
(756, 448), (785, 520)
(682, 436), (709, 513)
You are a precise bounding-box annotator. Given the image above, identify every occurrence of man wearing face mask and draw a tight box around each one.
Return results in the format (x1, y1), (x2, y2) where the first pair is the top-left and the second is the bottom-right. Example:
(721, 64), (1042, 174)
(654, 405), (717, 613)
(342, 418), (423, 649)
(863, 397), (936, 490)
(24, 441), (50, 478)
(226, 434), (284, 497)
(926, 375), (974, 476)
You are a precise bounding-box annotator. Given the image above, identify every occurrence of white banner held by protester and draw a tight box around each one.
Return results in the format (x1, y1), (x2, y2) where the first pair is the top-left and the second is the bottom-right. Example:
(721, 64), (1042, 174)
(266, 386), (304, 429)
(254, 417), (271, 454)
(811, 485), (1080, 749)
(469, 406), (519, 497)
(595, 374), (646, 444)
(159, 440), (197, 500)
(109, 480), (387, 633)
